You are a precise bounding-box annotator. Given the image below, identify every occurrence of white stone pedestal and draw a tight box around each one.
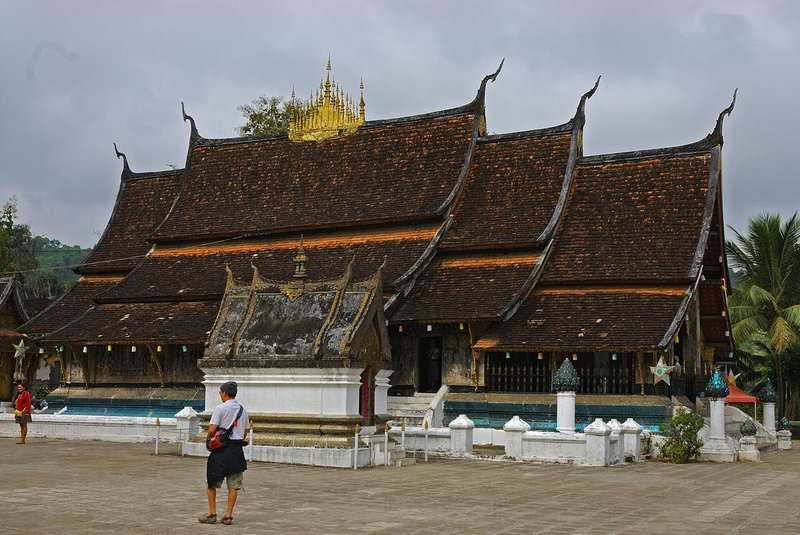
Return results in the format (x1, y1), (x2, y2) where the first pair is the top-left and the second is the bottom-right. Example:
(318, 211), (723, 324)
(777, 430), (793, 450)
(556, 391), (576, 434)
(449, 414), (475, 454)
(503, 416), (531, 459)
(374, 369), (393, 418)
(698, 398), (738, 462)
(738, 436), (760, 461)
(621, 418), (643, 462)
(763, 403), (776, 435)
(607, 419), (623, 464)
(201, 367), (366, 416)
(174, 406), (200, 440)
(584, 418), (612, 466)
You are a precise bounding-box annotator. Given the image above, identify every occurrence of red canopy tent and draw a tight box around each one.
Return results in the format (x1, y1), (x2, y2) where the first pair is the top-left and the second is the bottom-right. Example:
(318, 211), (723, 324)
(726, 382), (758, 403)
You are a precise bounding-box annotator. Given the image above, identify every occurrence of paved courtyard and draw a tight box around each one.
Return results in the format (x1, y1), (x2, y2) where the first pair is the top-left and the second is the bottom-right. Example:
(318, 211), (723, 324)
(2, 438), (799, 534)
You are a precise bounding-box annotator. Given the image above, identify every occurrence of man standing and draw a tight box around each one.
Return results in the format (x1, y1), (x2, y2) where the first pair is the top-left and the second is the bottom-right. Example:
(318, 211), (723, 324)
(13, 382), (32, 444)
(199, 381), (249, 526)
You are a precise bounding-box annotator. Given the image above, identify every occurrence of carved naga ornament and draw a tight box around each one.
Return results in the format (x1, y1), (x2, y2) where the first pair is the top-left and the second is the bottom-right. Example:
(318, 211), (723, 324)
(289, 57), (365, 141)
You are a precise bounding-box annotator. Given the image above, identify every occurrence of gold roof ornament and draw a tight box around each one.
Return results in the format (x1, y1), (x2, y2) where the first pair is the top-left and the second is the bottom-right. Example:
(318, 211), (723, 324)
(289, 58), (365, 141)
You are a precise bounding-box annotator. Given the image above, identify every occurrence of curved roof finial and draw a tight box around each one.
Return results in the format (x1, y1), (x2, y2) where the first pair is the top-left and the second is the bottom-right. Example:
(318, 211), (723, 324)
(475, 58), (505, 105)
(112, 142), (132, 177)
(181, 101), (200, 144)
(574, 75), (601, 124)
(710, 88), (737, 146)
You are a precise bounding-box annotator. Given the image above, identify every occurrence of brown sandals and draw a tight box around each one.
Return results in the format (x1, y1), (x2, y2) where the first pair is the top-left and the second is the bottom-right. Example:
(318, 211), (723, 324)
(198, 513), (217, 524)
(221, 516), (233, 525)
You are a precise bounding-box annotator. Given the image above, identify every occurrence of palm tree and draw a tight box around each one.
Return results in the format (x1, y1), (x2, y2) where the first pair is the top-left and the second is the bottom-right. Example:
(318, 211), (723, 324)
(727, 212), (800, 417)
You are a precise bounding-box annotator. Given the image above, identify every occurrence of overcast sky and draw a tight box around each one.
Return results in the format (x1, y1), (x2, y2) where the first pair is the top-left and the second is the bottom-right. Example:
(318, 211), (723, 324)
(1, 1), (798, 248)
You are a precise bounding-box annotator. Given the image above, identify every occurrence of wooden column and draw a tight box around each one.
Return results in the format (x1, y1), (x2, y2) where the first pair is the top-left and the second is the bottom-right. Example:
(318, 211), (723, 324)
(68, 344), (92, 388)
(146, 345), (167, 387)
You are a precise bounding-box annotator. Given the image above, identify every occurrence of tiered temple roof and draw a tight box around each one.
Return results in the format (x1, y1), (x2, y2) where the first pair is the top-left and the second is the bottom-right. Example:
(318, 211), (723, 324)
(21, 165), (182, 337)
(23, 62), (734, 357)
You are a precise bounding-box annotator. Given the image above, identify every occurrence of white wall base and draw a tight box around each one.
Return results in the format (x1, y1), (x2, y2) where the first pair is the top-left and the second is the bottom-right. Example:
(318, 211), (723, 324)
(0, 413), (182, 443)
(180, 440), (373, 468)
(201, 367), (365, 416)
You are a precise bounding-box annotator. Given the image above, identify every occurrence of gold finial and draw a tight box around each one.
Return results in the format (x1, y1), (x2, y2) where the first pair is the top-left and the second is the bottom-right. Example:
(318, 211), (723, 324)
(288, 60), (366, 141)
(291, 85), (295, 100)
(359, 78), (365, 122)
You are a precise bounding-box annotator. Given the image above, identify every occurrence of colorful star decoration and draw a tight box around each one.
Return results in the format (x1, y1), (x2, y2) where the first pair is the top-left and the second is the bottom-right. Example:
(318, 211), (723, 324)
(12, 339), (27, 360)
(650, 356), (676, 385)
(724, 369), (741, 386)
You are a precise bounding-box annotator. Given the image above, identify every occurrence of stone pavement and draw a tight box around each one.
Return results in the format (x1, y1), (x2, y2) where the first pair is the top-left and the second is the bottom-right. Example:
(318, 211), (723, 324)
(2, 438), (799, 534)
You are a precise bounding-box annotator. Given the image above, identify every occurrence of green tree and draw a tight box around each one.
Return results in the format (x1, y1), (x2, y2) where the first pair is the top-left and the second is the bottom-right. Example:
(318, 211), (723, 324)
(236, 95), (298, 136)
(727, 212), (800, 417)
(0, 196), (37, 278)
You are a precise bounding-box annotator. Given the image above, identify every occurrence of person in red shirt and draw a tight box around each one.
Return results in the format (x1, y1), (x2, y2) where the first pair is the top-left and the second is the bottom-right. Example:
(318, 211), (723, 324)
(14, 383), (32, 444)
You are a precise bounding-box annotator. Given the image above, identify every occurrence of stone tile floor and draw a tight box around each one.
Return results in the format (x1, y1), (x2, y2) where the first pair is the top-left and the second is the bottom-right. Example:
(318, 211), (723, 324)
(2, 438), (799, 534)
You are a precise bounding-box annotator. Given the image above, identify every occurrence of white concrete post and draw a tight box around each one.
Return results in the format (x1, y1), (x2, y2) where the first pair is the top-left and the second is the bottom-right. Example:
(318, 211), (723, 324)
(607, 419), (623, 464)
(174, 406), (200, 440)
(763, 402), (776, 434)
(739, 436), (760, 461)
(503, 416), (530, 459)
(584, 418), (611, 466)
(709, 398), (726, 440)
(621, 418), (643, 462)
(449, 414), (475, 455)
(374, 369), (393, 418)
(777, 430), (793, 450)
(556, 391), (576, 434)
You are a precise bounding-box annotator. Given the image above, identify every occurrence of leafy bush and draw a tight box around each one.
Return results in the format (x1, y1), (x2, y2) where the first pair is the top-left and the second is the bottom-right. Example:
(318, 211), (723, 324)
(658, 409), (705, 463)
(34, 385), (53, 399)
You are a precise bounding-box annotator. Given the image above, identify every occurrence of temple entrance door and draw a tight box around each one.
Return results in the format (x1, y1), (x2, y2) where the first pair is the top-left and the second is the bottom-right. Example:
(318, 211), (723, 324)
(359, 367), (374, 424)
(418, 337), (442, 393)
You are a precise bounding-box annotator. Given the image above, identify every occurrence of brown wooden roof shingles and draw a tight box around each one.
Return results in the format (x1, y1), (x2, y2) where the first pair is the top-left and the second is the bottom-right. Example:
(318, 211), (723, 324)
(42, 301), (219, 344)
(77, 170), (181, 274)
(476, 147), (720, 352)
(442, 129), (573, 250)
(21, 168), (181, 338)
(151, 114), (475, 242)
(474, 287), (688, 352)
(96, 225), (440, 304)
(20, 276), (123, 336)
(392, 253), (541, 322)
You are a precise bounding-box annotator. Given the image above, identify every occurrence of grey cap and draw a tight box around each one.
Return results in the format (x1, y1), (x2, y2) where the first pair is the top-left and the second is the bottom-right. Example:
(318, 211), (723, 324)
(220, 381), (238, 397)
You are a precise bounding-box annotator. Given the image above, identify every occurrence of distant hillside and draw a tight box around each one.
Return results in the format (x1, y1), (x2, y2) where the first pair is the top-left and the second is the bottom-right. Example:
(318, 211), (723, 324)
(34, 239), (92, 285)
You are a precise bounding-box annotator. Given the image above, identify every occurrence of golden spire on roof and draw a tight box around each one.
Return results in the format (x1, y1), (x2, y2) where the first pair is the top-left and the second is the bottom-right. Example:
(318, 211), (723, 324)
(289, 58), (365, 141)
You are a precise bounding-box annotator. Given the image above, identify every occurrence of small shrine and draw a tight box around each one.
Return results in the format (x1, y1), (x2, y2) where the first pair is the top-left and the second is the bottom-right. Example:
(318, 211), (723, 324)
(199, 239), (392, 446)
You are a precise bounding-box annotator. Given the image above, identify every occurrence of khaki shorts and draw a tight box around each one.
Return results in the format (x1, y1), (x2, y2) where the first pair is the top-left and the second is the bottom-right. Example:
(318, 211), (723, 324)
(210, 472), (243, 490)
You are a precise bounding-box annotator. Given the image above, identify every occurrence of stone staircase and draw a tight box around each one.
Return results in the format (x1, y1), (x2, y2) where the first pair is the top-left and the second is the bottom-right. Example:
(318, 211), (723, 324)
(387, 392), (436, 427)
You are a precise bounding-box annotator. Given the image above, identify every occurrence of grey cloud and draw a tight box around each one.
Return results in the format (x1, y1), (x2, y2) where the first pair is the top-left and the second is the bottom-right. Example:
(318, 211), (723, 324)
(0, 0), (798, 247)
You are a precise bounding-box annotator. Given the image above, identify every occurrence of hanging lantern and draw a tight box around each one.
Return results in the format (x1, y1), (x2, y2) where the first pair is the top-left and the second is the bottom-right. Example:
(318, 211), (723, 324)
(82, 346), (88, 354)
(427, 324), (432, 332)
(131, 345), (137, 353)
(182, 345), (188, 353)
(505, 351), (511, 359)
(572, 353), (578, 361)
(107, 345), (112, 352)
(398, 325), (403, 333)
(157, 345), (162, 352)
(537, 352), (544, 360)
(674, 334), (680, 343)
(612, 353), (618, 361)
(459, 323), (464, 330)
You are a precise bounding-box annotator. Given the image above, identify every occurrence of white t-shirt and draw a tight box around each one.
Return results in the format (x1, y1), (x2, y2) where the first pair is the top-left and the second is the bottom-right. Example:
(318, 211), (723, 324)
(209, 399), (249, 440)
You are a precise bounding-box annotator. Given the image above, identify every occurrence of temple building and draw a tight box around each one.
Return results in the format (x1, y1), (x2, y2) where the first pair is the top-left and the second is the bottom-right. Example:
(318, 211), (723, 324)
(21, 61), (734, 418)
